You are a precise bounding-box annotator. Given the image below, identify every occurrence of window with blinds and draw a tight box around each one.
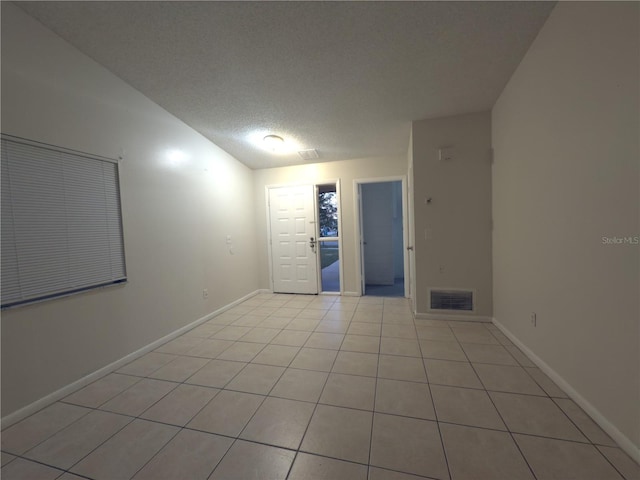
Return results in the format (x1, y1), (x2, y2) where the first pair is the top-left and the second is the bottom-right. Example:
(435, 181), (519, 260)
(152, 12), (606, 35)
(1, 135), (127, 308)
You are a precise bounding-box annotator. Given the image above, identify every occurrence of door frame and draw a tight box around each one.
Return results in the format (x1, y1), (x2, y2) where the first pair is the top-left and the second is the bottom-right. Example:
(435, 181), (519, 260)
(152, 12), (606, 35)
(353, 176), (410, 298)
(265, 180), (343, 295)
(407, 160), (417, 313)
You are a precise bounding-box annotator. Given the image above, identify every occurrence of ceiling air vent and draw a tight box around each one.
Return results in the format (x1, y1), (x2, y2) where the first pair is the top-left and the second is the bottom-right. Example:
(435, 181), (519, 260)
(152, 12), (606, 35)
(430, 289), (473, 311)
(298, 149), (319, 160)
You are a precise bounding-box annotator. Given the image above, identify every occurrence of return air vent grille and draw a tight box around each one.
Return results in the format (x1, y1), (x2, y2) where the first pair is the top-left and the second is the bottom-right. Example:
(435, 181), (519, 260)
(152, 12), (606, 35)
(298, 149), (319, 160)
(430, 290), (473, 311)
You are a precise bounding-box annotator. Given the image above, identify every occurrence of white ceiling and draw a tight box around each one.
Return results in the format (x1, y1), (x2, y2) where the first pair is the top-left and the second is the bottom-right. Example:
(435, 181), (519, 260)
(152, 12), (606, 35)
(16, 1), (555, 170)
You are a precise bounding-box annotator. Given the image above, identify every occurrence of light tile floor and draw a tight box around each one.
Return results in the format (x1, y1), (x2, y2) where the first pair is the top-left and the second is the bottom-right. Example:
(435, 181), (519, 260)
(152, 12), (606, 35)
(2, 294), (639, 480)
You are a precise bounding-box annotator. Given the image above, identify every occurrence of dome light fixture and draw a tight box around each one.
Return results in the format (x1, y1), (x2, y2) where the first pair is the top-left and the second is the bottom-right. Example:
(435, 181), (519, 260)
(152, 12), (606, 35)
(263, 134), (285, 152)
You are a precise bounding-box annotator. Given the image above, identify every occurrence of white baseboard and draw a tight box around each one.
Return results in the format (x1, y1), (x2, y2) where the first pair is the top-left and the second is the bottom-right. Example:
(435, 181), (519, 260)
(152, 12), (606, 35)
(416, 312), (492, 323)
(492, 317), (640, 464)
(1, 289), (263, 430)
(342, 291), (361, 297)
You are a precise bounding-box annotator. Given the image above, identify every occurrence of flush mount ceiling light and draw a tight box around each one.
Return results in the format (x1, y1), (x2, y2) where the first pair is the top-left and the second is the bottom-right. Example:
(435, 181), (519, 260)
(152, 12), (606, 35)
(263, 134), (285, 152)
(247, 129), (302, 155)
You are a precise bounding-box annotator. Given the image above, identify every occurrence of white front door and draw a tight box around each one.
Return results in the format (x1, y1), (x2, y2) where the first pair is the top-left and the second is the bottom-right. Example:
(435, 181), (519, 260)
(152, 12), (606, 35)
(269, 185), (318, 294)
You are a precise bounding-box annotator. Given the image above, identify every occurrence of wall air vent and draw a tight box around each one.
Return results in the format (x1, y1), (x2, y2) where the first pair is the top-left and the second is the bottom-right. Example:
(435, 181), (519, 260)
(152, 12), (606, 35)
(298, 149), (319, 160)
(430, 289), (473, 311)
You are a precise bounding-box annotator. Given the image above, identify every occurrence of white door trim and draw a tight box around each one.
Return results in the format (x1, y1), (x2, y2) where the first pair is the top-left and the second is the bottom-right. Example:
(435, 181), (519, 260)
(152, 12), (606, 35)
(353, 176), (410, 298)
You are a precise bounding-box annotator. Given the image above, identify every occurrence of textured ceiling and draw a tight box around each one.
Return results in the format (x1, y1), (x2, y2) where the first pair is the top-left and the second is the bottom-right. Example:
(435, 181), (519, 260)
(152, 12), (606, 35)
(16, 1), (555, 169)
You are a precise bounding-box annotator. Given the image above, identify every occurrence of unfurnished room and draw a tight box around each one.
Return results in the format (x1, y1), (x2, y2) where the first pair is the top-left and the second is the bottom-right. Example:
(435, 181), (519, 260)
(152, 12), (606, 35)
(1, 1), (638, 479)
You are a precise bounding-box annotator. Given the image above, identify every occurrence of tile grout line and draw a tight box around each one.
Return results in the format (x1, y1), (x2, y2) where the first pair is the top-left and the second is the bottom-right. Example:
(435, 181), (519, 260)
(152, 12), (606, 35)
(546, 396), (632, 480)
(22, 297), (295, 478)
(283, 316), (345, 480)
(7, 295), (631, 479)
(44, 303), (587, 474)
(276, 296), (334, 480)
(195, 297), (321, 479)
(466, 335), (540, 480)
(415, 309), (453, 480)
(479, 326), (621, 470)
(123, 423), (183, 480)
(135, 294), (324, 480)
(10, 418), (621, 480)
(365, 300), (384, 477)
(2, 406), (97, 469)
(20, 406), (137, 478)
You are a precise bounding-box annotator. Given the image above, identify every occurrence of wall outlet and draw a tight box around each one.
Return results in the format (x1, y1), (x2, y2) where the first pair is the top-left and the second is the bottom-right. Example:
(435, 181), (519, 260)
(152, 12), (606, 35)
(203, 289), (209, 299)
(530, 312), (537, 327)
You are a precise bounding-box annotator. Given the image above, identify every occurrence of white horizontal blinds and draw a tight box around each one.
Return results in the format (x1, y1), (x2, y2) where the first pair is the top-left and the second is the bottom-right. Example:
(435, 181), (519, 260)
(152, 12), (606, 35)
(1, 137), (126, 307)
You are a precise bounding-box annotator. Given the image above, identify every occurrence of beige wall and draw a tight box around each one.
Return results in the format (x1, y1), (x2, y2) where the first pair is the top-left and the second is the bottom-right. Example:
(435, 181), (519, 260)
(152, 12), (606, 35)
(1, 3), (260, 416)
(492, 2), (639, 453)
(253, 157), (408, 295)
(412, 112), (493, 317)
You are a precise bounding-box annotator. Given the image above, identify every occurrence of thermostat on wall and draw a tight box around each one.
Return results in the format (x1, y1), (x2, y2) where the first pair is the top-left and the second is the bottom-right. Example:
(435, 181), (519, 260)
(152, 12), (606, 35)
(438, 146), (454, 161)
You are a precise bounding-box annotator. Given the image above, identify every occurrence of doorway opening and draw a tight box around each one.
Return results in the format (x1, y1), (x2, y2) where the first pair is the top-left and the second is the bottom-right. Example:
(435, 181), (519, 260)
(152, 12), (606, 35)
(318, 184), (340, 293)
(267, 183), (342, 296)
(359, 180), (406, 297)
